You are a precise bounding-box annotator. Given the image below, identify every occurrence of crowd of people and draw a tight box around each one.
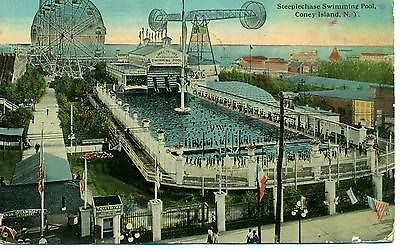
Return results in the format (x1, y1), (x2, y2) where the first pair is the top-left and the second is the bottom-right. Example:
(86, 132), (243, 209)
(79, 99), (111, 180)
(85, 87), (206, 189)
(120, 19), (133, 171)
(123, 92), (302, 150)
(122, 91), (375, 171)
(245, 229), (260, 244)
(183, 143), (312, 170)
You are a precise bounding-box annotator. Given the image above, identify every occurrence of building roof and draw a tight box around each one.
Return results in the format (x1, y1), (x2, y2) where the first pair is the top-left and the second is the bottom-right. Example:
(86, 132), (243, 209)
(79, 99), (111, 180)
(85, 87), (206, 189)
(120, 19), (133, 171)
(12, 153), (72, 186)
(297, 105), (338, 116)
(302, 89), (376, 101)
(205, 81), (277, 104)
(241, 56), (268, 62)
(130, 45), (164, 56)
(0, 127), (24, 137)
(329, 48), (341, 62)
(93, 195), (122, 207)
(0, 181), (82, 214)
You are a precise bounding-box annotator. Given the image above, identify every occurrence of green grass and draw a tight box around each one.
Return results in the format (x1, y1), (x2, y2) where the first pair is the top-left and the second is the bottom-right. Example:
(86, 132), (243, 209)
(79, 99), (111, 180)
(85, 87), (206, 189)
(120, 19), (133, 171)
(68, 151), (153, 206)
(0, 150), (22, 184)
(67, 150), (217, 208)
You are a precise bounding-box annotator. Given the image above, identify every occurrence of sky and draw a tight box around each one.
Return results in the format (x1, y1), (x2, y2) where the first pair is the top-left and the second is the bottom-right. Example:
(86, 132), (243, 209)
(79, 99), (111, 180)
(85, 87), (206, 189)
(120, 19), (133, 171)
(0, 0), (394, 46)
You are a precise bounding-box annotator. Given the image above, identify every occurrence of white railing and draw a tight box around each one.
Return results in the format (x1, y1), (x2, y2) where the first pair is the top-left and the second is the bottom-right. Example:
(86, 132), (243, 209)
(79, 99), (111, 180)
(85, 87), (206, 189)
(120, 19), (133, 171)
(96, 85), (395, 189)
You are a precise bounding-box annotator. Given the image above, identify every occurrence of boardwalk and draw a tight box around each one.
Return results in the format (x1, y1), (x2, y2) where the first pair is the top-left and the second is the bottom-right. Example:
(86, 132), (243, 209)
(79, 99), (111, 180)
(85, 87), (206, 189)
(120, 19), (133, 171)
(23, 87), (68, 161)
(160, 206), (394, 243)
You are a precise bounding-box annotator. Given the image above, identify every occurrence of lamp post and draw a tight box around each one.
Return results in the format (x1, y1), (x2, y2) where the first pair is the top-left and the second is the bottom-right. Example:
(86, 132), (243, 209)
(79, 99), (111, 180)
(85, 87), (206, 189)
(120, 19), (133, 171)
(120, 223), (141, 244)
(291, 199), (308, 243)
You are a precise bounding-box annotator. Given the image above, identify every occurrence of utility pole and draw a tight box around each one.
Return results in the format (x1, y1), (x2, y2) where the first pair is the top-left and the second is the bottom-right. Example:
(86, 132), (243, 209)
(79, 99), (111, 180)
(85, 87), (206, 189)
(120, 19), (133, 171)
(40, 122), (45, 238)
(256, 158), (262, 243)
(274, 92), (284, 243)
(69, 103), (75, 155)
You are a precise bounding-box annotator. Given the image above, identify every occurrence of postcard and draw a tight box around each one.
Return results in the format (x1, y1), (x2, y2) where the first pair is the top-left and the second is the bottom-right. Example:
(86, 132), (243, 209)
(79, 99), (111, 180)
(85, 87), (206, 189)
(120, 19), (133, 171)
(0, 0), (395, 246)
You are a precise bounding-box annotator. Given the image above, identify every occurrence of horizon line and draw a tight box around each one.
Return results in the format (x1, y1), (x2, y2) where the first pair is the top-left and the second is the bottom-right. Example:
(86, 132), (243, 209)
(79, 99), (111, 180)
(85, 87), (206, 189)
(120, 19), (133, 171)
(0, 42), (394, 48)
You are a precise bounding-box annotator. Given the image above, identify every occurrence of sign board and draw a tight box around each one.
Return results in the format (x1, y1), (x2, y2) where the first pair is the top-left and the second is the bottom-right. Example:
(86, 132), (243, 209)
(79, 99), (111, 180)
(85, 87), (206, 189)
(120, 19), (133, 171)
(95, 204), (123, 218)
(3, 209), (47, 218)
(150, 49), (182, 66)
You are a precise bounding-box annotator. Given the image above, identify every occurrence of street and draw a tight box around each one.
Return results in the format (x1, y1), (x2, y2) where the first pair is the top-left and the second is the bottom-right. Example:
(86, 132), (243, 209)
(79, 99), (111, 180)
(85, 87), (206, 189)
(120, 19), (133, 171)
(160, 206), (394, 244)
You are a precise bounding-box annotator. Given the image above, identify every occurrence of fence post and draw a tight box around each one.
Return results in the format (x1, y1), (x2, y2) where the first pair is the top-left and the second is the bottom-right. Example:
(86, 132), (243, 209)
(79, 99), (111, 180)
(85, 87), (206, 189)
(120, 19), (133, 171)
(247, 146), (256, 187)
(366, 137), (376, 173)
(79, 207), (92, 238)
(325, 180), (336, 215)
(385, 145), (389, 177)
(372, 174), (383, 201)
(148, 199), (163, 242)
(175, 148), (184, 185)
(214, 191), (226, 232)
(113, 214), (121, 244)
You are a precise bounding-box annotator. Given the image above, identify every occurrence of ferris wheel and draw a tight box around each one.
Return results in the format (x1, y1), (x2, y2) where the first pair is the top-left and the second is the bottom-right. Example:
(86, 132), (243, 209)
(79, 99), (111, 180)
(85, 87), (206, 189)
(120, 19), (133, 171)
(30, 0), (106, 78)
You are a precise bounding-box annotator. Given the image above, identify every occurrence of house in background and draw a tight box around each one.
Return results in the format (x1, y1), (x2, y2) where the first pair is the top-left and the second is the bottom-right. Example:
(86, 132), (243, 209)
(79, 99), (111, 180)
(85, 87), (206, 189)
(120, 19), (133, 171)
(235, 56), (288, 75)
(0, 152), (82, 229)
(359, 53), (394, 63)
(0, 127), (24, 150)
(301, 85), (394, 128)
(288, 50), (318, 74)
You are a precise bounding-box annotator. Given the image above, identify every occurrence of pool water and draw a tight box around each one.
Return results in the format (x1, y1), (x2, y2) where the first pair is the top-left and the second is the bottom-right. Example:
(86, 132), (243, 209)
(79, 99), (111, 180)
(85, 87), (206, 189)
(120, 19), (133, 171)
(122, 92), (309, 157)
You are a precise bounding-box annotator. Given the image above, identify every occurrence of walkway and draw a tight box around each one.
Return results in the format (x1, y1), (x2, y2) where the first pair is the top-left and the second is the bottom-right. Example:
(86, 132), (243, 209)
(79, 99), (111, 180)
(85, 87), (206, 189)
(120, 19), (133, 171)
(160, 206), (394, 244)
(23, 87), (68, 161)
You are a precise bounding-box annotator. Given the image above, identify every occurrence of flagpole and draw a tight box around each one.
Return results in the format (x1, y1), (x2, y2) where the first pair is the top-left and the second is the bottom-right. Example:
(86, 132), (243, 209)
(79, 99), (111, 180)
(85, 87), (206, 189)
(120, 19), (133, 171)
(40, 122), (45, 237)
(294, 155), (297, 190)
(219, 149), (222, 193)
(155, 159), (158, 200)
(249, 45), (252, 73)
(84, 158), (88, 209)
(256, 158), (261, 243)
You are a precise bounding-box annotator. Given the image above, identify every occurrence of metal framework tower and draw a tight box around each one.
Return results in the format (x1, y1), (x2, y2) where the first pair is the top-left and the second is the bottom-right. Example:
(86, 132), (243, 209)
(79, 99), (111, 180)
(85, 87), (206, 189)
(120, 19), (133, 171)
(148, 1), (267, 112)
(30, 0), (106, 78)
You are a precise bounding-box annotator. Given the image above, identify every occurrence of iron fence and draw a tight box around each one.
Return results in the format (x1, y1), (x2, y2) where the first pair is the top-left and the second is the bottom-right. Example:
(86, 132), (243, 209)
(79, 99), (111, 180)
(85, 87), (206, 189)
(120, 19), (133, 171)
(121, 210), (152, 243)
(225, 202), (273, 231)
(161, 203), (212, 240)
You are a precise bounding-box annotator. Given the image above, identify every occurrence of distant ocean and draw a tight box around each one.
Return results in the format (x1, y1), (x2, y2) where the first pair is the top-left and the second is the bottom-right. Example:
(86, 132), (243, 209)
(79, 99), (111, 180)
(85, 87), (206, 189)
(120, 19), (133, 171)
(1, 43), (394, 67)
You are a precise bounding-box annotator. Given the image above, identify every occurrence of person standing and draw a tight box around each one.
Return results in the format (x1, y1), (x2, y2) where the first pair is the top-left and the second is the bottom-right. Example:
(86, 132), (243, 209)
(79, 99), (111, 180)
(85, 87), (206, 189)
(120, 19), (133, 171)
(250, 230), (259, 243)
(206, 228), (213, 244)
(213, 231), (219, 243)
(246, 228), (252, 243)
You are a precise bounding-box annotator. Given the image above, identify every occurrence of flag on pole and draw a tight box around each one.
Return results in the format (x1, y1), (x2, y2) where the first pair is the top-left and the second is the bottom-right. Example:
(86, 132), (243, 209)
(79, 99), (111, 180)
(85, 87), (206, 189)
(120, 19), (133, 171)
(256, 163), (268, 202)
(37, 164), (44, 193)
(157, 171), (162, 190)
(155, 164), (161, 190)
(374, 200), (389, 221)
(346, 188), (358, 204)
(80, 178), (85, 195)
(259, 175), (268, 202)
(300, 196), (307, 209)
(0, 226), (17, 239)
